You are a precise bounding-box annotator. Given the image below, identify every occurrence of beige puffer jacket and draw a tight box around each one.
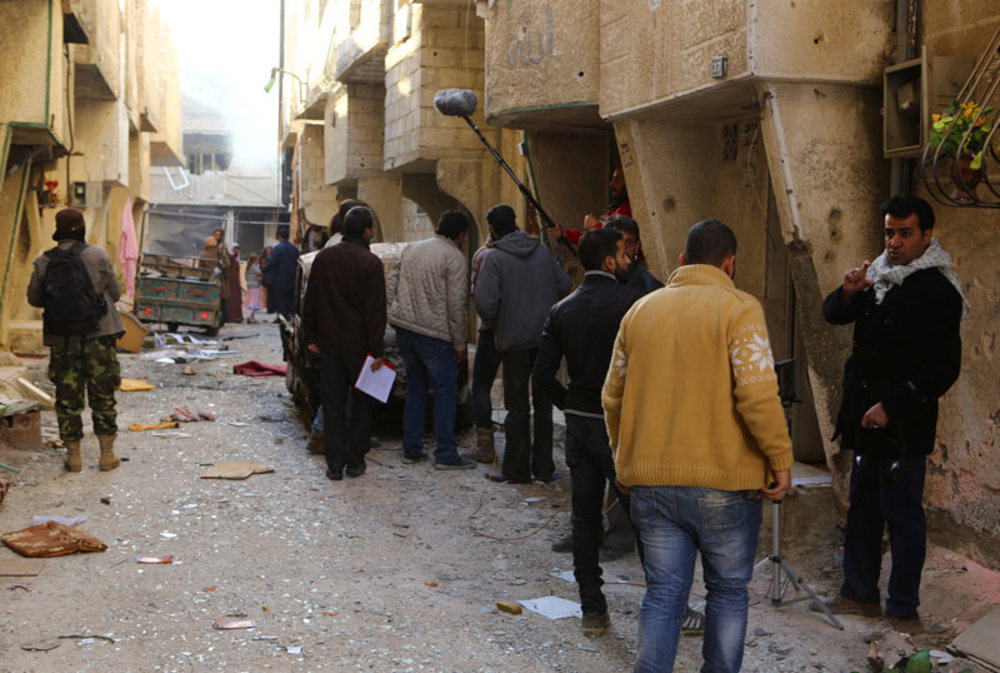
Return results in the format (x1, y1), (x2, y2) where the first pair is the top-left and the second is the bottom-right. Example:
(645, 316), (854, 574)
(387, 235), (468, 350)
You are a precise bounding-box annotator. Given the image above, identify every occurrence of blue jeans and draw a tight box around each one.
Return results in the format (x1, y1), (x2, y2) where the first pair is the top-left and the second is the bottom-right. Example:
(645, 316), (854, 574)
(630, 486), (762, 673)
(396, 328), (460, 464)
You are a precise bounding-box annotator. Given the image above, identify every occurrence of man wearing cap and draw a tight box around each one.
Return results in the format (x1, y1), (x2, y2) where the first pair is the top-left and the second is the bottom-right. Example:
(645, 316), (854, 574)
(27, 208), (125, 472)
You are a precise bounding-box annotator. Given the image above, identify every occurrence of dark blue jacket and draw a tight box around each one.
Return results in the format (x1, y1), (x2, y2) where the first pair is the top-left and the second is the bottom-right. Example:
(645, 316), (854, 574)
(533, 271), (644, 416)
(264, 240), (299, 291)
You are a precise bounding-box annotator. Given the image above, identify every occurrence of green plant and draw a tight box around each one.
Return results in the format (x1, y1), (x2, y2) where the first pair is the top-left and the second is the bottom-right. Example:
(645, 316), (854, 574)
(930, 100), (994, 170)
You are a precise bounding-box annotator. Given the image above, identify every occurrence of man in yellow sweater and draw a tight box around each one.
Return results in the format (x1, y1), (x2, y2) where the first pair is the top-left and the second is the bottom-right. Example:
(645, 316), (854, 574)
(603, 218), (793, 673)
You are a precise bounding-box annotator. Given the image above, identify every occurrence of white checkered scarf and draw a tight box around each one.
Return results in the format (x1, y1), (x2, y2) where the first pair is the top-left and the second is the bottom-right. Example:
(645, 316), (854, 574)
(866, 238), (971, 321)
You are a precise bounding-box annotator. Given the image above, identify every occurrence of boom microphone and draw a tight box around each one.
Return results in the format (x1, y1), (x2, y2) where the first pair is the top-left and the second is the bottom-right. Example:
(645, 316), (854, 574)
(433, 88), (478, 118)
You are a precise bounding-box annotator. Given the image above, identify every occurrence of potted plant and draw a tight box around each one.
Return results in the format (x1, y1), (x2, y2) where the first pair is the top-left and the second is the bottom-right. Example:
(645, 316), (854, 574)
(929, 100), (993, 202)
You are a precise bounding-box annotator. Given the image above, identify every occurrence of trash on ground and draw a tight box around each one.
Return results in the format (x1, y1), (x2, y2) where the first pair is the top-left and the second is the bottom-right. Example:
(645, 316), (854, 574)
(0, 461), (21, 473)
(287, 646), (302, 654)
(200, 460), (274, 480)
(232, 361), (287, 377)
(952, 602), (1000, 671)
(160, 531), (177, 539)
(1, 521), (107, 557)
(496, 600), (523, 615)
(214, 618), (256, 630)
(136, 555), (172, 564)
(129, 421), (179, 432)
(523, 497), (546, 504)
(227, 421), (249, 427)
(867, 630), (918, 671)
(32, 515), (86, 527)
(99, 497), (112, 505)
(59, 634), (116, 643)
(21, 640), (60, 651)
(517, 596), (582, 620)
(0, 558), (46, 576)
(151, 431), (193, 438)
(170, 406), (215, 423)
(203, 585), (218, 592)
(118, 378), (155, 392)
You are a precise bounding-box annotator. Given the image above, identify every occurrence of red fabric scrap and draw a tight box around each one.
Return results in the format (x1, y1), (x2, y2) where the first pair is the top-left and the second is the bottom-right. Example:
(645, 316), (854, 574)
(232, 361), (287, 377)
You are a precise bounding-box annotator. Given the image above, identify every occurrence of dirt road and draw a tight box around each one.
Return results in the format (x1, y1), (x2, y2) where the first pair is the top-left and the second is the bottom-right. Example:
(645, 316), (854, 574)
(0, 323), (994, 672)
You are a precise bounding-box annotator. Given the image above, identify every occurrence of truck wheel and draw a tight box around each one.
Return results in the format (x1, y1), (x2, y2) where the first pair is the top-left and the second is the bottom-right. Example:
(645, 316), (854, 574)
(166, 322), (179, 333)
(205, 325), (219, 337)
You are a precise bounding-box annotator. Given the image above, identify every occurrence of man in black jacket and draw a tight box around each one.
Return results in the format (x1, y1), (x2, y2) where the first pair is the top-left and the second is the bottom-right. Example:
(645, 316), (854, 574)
(302, 206), (387, 481)
(821, 195), (965, 633)
(534, 228), (642, 637)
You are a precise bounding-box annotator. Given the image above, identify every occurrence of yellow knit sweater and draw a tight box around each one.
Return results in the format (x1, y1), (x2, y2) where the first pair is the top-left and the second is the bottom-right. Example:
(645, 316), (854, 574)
(602, 264), (794, 490)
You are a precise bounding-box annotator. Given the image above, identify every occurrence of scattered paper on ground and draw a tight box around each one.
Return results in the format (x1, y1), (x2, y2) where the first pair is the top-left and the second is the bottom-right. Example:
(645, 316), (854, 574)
(0, 558), (46, 576)
(32, 515), (86, 527)
(518, 596), (582, 620)
(119, 378), (155, 392)
(214, 618), (256, 629)
(129, 421), (179, 432)
(200, 461), (274, 480)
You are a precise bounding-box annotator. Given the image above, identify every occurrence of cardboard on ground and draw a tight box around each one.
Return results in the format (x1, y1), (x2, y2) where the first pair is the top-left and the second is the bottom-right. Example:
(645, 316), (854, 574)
(952, 603), (1000, 672)
(200, 461), (274, 480)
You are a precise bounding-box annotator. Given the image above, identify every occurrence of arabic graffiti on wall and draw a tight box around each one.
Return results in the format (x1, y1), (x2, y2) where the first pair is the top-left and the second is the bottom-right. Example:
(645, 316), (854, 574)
(506, 2), (554, 68)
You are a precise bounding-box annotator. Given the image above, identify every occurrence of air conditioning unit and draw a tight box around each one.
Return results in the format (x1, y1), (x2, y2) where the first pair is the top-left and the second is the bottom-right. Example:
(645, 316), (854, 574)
(70, 181), (104, 208)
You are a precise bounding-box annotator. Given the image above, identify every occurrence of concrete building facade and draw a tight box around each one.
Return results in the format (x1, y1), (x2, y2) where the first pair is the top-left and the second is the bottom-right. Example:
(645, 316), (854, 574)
(0, 0), (183, 353)
(481, 0), (1000, 569)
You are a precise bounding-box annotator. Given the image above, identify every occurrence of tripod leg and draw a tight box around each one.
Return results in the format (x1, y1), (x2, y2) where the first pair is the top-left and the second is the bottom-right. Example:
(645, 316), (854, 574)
(778, 558), (845, 630)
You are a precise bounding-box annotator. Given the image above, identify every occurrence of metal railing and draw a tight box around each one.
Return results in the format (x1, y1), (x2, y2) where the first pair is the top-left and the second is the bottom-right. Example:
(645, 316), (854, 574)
(922, 27), (1000, 208)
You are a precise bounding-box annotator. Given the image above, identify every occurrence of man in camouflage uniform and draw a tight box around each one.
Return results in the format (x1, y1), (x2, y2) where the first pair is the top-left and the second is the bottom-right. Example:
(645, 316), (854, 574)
(27, 208), (124, 472)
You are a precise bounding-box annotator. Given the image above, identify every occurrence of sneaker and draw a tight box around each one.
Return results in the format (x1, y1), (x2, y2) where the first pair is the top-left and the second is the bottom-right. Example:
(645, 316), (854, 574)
(811, 594), (882, 617)
(582, 610), (610, 638)
(402, 452), (429, 464)
(346, 462), (366, 478)
(680, 605), (706, 635)
(325, 468), (343, 481)
(434, 457), (477, 470)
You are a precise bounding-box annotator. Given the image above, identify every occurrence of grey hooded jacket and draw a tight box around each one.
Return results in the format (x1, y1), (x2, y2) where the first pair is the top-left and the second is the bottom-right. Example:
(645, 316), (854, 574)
(474, 231), (571, 353)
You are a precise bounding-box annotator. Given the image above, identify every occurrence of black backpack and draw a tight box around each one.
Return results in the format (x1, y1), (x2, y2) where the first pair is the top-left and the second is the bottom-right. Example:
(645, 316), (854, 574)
(42, 242), (108, 336)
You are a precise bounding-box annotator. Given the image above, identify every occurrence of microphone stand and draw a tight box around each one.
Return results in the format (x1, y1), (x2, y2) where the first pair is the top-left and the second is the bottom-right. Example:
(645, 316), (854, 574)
(754, 359), (844, 630)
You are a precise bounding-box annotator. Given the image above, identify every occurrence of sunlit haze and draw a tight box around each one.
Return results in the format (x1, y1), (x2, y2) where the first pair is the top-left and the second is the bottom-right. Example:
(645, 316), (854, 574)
(157, 0), (280, 171)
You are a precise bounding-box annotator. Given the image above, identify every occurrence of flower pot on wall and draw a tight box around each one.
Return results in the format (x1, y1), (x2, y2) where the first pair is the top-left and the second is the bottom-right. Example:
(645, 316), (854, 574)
(948, 154), (984, 203)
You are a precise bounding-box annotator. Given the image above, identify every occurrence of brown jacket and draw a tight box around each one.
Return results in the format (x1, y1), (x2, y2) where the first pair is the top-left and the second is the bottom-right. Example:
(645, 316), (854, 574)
(302, 234), (386, 356)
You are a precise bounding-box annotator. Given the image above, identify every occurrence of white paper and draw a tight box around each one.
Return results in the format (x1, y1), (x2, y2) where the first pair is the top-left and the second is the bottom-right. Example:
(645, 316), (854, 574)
(518, 596), (582, 620)
(354, 355), (396, 403)
(32, 515), (86, 527)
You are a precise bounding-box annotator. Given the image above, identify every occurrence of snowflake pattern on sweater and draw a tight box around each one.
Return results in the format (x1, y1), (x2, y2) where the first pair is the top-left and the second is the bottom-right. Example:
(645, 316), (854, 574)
(729, 322), (777, 386)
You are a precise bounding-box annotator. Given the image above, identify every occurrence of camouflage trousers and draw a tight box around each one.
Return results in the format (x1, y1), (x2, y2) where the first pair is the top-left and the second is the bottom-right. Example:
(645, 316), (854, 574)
(48, 335), (120, 441)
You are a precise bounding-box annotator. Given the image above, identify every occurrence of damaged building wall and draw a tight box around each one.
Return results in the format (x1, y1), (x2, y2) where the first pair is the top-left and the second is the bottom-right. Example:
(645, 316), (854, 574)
(914, 3), (1000, 569)
(0, 0), (182, 353)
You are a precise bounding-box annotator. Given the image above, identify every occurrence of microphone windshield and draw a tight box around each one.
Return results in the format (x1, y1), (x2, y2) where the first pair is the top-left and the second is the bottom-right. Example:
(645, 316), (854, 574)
(433, 89), (478, 117)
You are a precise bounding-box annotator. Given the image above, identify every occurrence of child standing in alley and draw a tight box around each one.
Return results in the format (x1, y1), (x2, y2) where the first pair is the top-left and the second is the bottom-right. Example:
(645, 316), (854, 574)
(244, 253), (264, 324)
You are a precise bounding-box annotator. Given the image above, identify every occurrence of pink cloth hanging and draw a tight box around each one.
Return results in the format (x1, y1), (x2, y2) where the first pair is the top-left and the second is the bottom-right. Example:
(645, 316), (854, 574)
(119, 199), (140, 299)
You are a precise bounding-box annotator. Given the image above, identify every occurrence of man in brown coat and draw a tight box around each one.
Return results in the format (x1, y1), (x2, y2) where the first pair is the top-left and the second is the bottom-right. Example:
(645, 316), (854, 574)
(302, 206), (387, 481)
